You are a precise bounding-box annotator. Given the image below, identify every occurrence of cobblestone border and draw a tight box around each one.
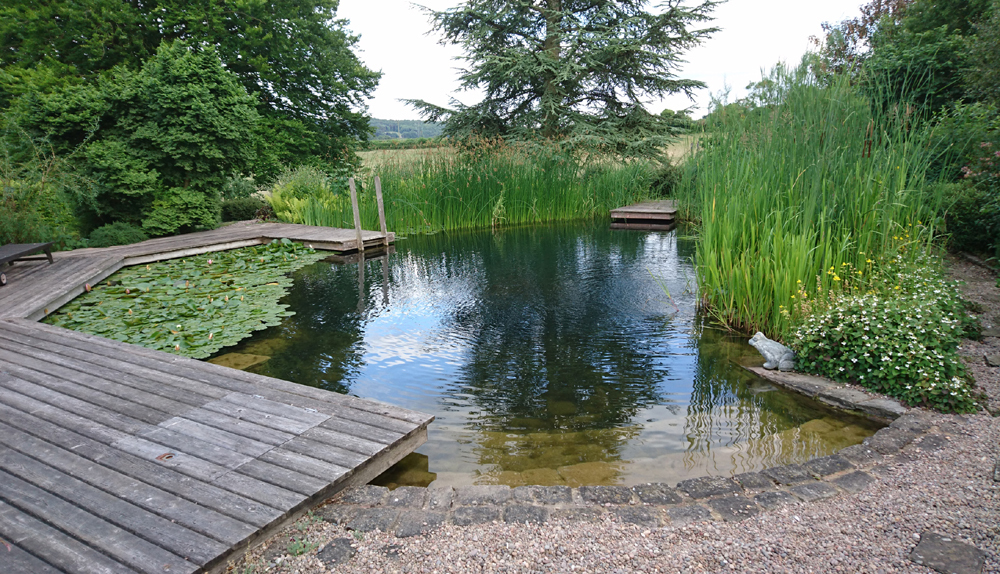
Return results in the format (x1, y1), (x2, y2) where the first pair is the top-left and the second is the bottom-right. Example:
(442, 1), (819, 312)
(319, 411), (945, 538)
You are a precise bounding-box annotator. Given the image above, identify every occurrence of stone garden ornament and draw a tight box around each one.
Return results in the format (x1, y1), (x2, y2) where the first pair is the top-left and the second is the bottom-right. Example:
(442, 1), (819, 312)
(749, 332), (796, 371)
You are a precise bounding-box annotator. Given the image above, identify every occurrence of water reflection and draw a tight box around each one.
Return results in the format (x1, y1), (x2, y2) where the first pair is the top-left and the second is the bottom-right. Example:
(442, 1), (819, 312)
(216, 221), (879, 486)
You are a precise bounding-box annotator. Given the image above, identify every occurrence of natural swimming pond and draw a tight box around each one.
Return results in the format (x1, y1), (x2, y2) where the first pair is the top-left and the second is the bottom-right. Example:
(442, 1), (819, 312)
(211, 221), (880, 487)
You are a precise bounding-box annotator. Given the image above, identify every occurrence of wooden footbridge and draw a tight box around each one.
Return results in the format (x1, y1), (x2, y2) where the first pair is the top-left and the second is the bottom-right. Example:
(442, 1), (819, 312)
(0, 222), (432, 574)
(610, 199), (677, 231)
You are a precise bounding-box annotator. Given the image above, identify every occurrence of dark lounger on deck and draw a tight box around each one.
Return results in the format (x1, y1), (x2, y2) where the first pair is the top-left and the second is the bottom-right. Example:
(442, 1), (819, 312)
(0, 242), (54, 286)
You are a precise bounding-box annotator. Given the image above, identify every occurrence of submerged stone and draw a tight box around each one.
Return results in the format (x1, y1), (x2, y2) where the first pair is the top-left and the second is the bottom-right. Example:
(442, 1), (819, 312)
(207, 352), (270, 370)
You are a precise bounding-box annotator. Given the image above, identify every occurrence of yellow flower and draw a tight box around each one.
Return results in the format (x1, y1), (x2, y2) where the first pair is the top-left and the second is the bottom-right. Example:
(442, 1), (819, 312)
(833, 275), (841, 281)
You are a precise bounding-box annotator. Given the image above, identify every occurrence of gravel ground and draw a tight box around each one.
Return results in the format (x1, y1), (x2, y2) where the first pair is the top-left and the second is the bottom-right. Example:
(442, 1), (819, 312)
(230, 259), (1000, 574)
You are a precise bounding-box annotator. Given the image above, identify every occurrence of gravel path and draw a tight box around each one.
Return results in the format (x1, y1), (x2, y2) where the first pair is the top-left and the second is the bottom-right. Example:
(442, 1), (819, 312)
(231, 259), (1000, 574)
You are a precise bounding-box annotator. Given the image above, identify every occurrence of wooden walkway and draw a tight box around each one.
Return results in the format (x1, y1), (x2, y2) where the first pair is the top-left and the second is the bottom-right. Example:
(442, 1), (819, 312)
(0, 221), (395, 321)
(610, 200), (677, 230)
(0, 224), (432, 574)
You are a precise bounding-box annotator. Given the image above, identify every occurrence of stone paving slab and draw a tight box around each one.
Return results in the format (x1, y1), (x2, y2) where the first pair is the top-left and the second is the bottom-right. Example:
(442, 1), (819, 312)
(909, 531), (987, 574)
(708, 496), (761, 522)
(676, 476), (741, 499)
(734, 471), (776, 491)
(831, 471), (877, 494)
(745, 366), (908, 421)
(763, 463), (812, 485)
(804, 454), (855, 477)
(754, 490), (798, 510)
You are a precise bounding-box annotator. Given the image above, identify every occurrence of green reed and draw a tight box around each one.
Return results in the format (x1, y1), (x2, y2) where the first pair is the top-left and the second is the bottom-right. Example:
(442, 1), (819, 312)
(269, 140), (651, 234)
(674, 65), (945, 337)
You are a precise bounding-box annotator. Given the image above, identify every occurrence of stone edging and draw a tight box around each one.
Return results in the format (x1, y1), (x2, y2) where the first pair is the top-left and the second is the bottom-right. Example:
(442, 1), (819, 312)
(318, 412), (942, 538)
(745, 366), (909, 422)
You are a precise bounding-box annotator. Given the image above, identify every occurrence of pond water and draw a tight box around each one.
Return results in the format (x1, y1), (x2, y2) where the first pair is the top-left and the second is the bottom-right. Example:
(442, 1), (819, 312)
(213, 221), (880, 487)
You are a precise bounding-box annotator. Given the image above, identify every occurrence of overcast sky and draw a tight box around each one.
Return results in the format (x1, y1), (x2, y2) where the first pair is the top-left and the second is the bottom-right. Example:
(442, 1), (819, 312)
(337, 0), (865, 120)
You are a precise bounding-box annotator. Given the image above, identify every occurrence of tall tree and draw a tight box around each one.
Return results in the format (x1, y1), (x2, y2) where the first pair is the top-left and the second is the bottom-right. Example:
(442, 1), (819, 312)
(408, 0), (719, 158)
(0, 0), (379, 178)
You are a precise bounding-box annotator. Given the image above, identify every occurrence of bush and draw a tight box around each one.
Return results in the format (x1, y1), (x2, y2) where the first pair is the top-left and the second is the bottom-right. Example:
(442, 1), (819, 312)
(648, 161), (682, 197)
(221, 176), (257, 200)
(87, 221), (149, 247)
(945, 181), (1000, 256)
(221, 197), (266, 222)
(271, 165), (342, 199)
(790, 256), (980, 413)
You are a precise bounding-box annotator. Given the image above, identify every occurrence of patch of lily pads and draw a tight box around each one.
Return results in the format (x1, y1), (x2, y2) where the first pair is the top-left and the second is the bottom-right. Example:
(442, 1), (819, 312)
(45, 239), (327, 358)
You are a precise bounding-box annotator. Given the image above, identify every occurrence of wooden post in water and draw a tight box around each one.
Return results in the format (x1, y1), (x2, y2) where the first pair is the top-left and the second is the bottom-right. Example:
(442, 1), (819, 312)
(374, 175), (389, 247)
(349, 177), (364, 254)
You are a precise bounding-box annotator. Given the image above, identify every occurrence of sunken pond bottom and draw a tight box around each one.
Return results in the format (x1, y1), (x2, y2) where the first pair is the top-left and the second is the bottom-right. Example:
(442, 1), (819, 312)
(210, 221), (880, 488)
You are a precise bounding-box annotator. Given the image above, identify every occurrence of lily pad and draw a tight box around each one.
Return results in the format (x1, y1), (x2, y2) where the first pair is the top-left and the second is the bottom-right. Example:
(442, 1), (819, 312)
(45, 240), (326, 359)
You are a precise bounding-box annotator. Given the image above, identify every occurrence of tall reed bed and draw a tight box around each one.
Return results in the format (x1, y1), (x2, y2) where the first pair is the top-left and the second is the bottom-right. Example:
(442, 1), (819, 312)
(268, 141), (652, 234)
(675, 65), (944, 337)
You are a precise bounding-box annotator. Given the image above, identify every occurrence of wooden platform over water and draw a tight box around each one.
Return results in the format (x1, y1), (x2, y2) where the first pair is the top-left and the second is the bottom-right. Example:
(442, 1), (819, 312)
(0, 221), (394, 321)
(610, 200), (677, 230)
(0, 224), (432, 574)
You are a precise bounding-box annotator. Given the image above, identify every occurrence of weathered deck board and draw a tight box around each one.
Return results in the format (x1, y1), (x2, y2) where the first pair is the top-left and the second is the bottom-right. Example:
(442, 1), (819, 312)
(0, 224), (432, 574)
(610, 199), (678, 223)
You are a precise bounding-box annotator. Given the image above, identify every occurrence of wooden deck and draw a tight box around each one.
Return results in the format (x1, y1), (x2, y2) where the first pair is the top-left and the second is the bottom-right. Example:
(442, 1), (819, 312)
(610, 200), (677, 227)
(0, 224), (432, 574)
(0, 221), (395, 321)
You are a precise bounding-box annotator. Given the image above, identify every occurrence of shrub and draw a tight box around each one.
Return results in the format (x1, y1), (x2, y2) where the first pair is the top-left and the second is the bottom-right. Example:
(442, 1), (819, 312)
(790, 256), (980, 413)
(221, 176), (257, 200)
(87, 221), (149, 247)
(945, 181), (1000, 256)
(649, 161), (682, 197)
(221, 197), (266, 222)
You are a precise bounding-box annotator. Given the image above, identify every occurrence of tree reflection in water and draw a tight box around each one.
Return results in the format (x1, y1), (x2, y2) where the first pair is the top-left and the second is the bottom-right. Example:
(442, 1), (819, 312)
(217, 221), (879, 487)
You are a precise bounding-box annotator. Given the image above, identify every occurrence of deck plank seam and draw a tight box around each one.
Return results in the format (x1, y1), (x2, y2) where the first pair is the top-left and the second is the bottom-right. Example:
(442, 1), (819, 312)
(0, 334), (223, 408)
(0, 399), (284, 528)
(0, 469), (195, 573)
(0, 422), (257, 545)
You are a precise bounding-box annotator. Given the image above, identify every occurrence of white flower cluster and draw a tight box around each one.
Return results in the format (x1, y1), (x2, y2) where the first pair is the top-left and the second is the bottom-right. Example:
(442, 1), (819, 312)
(791, 253), (977, 411)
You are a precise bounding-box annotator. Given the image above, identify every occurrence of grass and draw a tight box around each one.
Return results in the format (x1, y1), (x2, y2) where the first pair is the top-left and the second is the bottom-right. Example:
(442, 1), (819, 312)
(271, 140), (655, 234)
(674, 64), (945, 337)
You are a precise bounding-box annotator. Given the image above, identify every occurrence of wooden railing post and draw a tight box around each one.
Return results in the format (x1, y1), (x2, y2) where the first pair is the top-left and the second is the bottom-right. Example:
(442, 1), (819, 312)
(349, 177), (364, 254)
(374, 175), (389, 247)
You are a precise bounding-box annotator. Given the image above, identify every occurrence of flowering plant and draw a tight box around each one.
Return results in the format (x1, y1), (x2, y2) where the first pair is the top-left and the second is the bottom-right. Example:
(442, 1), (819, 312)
(790, 255), (980, 413)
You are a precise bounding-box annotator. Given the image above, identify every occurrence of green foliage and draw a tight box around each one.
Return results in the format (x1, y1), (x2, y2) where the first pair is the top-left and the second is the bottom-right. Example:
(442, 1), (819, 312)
(0, 124), (80, 245)
(649, 161), (683, 197)
(674, 64), (943, 336)
(45, 240), (326, 358)
(87, 221), (148, 247)
(408, 0), (720, 158)
(270, 140), (651, 233)
(221, 197), (266, 222)
(271, 165), (345, 201)
(930, 103), (1000, 256)
(790, 256), (979, 413)
(371, 119), (444, 140)
(0, 0), (380, 166)
(862, 22), (967, 115)
(221, 177), (257, 201)
(106, 42), (258, 235)
(367, 138), (448, 151)
(285, 538), (319, 557)
(964, 0), (1000, 106)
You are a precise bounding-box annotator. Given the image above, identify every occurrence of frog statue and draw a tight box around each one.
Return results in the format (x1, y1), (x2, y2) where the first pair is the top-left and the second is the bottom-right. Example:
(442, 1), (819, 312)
(748, 332), (796, 372)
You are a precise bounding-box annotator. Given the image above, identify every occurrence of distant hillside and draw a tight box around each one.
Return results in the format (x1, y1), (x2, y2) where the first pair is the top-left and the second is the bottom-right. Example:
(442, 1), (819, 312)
(371, 118), (444, 140)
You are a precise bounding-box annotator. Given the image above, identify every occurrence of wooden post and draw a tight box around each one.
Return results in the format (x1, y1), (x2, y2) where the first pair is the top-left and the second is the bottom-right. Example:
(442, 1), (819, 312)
(374, 175), (389, 247)
(349, 177), (364, 254)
